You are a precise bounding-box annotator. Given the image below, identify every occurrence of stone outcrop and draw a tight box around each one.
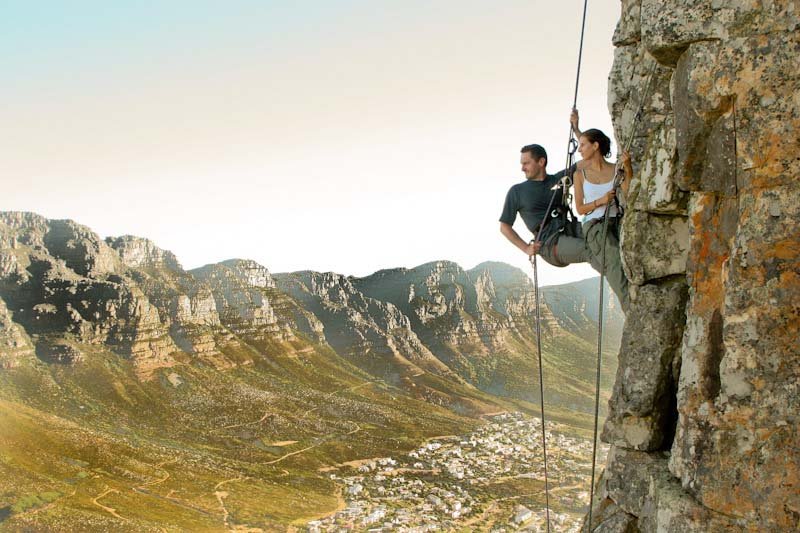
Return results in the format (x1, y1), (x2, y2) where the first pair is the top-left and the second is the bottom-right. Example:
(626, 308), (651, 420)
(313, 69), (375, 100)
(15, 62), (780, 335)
(355, 261), (553, 358)
(107, 236), (230, 365)
(592, 1), (800, 531)
(0, 214), (181, 376)
(107, 235), (183, 271)
(0, 296), (34, 368)
(42, 219), (122, 278)
(192, 260), (289, 343)
(353, 261), (619, 411)
(275, 270), (454, 383)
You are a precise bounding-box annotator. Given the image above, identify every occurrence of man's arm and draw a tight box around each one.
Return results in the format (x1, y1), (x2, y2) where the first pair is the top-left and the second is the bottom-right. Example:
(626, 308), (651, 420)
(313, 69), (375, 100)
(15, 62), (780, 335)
(551, 162), (580, 180)
(500, 222), (540, 256)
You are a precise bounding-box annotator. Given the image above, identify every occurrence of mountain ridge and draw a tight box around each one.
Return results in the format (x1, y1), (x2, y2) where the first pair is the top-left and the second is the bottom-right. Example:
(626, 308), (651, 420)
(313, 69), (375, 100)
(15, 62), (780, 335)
(0, 210), (622, 528)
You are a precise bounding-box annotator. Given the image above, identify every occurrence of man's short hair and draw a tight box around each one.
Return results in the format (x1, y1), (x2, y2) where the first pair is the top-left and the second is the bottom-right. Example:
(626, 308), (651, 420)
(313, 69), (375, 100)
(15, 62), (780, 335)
(520, 144), (547, 165)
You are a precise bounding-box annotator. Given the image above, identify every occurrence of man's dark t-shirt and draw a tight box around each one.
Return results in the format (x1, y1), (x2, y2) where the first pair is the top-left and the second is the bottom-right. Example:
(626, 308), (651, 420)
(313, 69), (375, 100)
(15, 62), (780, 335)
(499, 168), (572, 237)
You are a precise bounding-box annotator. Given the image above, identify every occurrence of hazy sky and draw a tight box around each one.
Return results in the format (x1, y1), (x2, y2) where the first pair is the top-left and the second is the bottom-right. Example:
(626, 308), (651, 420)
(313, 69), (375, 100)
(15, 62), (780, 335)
(2, 1), (621, 285)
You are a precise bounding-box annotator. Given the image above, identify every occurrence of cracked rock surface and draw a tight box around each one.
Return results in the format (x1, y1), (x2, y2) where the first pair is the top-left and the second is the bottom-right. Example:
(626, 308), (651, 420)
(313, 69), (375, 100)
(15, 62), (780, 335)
(591, 1), (800, 531)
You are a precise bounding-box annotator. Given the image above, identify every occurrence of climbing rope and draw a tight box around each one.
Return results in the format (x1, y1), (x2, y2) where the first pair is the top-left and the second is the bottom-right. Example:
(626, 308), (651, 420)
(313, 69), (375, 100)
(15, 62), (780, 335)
(529, 252), (551, 531)
(528, 2), (591, 532)
(586, 58), (660, 533)
(561, 0), (590, 199)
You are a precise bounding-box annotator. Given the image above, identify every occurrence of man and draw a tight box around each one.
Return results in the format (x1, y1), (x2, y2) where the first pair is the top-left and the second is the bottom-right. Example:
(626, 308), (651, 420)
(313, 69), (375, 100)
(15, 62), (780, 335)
(499, 144), (588, 267)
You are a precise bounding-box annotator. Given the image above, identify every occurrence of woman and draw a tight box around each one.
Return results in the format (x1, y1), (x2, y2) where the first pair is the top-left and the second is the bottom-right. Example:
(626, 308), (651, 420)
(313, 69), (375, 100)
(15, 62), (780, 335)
(570, 110), (631, 312)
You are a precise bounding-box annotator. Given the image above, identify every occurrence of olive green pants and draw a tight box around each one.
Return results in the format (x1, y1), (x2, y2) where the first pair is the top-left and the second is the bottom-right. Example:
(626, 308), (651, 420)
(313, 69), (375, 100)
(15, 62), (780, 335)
(582, 218), (629, 312)
(539, 235), (591, 267)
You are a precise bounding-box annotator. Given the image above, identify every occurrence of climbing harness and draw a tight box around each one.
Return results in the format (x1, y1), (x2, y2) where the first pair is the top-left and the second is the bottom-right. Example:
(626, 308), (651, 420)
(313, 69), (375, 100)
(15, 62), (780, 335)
(586, 58), (660, 533)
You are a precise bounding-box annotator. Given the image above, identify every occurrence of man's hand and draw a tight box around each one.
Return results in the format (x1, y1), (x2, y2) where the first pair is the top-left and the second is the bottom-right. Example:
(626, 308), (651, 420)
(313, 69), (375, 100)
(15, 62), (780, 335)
(525, 241), (542, 256)
(500, 222), (541, 257)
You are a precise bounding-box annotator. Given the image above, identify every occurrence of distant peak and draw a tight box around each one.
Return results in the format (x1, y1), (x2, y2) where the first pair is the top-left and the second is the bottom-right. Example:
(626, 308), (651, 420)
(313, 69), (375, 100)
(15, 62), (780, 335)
(106, 235), (183, 271)
(193, 258), (275, 288)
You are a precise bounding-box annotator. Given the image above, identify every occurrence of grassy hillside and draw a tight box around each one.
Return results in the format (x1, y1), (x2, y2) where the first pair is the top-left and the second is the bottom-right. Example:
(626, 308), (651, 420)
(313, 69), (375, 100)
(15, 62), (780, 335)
(0, 338), (491, 531)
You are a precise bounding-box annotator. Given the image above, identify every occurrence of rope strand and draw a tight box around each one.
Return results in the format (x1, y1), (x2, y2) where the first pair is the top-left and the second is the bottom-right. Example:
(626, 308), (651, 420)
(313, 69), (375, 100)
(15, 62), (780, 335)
(586, 209), (610, 532)
(531, 2), (591, 530)
(530, 253), (551, 532)
(586, 56), (659, 533)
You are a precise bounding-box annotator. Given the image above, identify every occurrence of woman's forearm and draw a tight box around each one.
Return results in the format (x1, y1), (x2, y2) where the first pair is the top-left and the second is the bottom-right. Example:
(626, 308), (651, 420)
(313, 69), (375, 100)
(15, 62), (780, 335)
(577, 198), (602, 215)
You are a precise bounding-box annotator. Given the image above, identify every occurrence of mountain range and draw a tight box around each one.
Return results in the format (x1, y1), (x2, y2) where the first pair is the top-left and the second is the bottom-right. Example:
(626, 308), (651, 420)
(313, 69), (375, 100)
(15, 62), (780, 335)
(0, 211), (622, 529)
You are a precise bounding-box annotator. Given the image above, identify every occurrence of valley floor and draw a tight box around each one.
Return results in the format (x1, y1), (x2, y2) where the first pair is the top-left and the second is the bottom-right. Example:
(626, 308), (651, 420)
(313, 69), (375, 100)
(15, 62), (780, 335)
(307, 412), (604, 532)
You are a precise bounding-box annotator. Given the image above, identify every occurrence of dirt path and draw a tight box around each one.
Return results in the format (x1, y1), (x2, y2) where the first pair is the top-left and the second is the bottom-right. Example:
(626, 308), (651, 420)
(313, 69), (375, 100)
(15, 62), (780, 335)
(221, 410), (274, 431)
(92, 486), (126, 521)
(266, 423), (361, 466)
(264, 444), (318, 465)
(132, 486), (213, 517)
(136, 459), (177, 490)
(214, 476), (247, 529)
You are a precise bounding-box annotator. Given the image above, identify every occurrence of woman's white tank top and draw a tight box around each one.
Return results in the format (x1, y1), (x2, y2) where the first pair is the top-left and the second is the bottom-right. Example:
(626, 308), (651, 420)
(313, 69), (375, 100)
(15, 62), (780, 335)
(582, 170), (619, 222)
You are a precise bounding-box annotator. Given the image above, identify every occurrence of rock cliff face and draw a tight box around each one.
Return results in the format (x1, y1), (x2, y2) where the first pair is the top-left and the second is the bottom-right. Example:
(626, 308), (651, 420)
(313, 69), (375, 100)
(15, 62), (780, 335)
(0, 296), (34, 368)
(0, 216), (321, 377)
(354, 261), (555, 375)
(353, 261), (619, 410)
(592, 1), (799, 531)
(274, 270), (456, 384)
(0, 213), (180, 377)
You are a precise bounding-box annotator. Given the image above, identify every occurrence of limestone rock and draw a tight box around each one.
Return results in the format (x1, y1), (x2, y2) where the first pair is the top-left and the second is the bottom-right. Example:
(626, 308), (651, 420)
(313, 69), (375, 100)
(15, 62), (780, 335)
(602, 447), (668, 518)
(192, 261), (282, 339)
(592, 447), (741, 532)
(218, 259), (276, 289)
(599, 0), (800, 530)
(171, 288), (220, 327)
(0, 296), (34, 368)
(590, 500), (639, 533)
(636, 465), (742, 533)
(106, 235), (183, 271)
(42, 219), (121, 278)
(355, 260), (556, 355)
(34, 339), (84, 364)
(353, 261), (621, 411)
(190, 259), (329, 360)
(612, 0), (641, 46)
(541, 277), (624, 345)
(640, 0), (725, 66)
(602, 278), (687, 450)
(0, 214), (179, 377)
(0, 212), (50, 250)
(275, 270), (452, 382)
(107, 236), (231, 362)
(620, 211), (689, 285)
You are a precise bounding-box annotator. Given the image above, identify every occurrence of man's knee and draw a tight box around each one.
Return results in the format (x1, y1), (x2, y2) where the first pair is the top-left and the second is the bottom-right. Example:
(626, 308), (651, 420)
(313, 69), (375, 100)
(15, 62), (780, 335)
(549, 236), (589, 266)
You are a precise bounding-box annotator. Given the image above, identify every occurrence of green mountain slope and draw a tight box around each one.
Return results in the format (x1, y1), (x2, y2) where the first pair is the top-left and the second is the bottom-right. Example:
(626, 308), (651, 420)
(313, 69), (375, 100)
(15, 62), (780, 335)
(0, 211), (622, 530)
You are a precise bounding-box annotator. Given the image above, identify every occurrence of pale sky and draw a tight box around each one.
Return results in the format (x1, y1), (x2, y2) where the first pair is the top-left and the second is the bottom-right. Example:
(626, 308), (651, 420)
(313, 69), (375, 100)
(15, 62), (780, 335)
(2, 1), (620, 285)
